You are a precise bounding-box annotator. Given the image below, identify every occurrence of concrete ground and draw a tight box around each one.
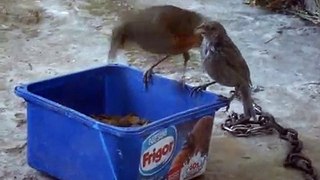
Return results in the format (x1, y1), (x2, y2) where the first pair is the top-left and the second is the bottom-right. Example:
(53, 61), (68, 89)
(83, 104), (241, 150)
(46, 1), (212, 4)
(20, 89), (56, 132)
(0, 0), (319, 179)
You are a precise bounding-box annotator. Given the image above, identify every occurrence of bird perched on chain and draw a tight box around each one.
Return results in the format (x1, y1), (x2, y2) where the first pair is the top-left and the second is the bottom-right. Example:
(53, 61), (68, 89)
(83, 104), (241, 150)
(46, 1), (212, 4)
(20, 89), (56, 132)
(192, 21), (256, 120)
(108, 5), (207, 88)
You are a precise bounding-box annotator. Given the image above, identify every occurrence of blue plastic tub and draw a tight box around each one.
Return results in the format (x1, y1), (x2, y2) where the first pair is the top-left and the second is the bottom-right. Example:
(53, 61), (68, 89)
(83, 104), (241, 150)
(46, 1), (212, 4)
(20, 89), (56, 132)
(14, 64), (227, 180)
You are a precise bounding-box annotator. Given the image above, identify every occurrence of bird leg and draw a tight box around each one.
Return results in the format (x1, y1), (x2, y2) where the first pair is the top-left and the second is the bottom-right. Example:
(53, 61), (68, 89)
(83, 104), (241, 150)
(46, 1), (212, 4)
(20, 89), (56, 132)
(190, 81), (216, 96)
(143, 55), (170, 89)
(224, 90), (237, 112)
(179, 52), (190, 86)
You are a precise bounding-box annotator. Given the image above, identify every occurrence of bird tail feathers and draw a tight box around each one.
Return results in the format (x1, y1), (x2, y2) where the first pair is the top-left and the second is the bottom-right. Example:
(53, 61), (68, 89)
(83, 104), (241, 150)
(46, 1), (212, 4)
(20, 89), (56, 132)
(239, 85), (256, 120)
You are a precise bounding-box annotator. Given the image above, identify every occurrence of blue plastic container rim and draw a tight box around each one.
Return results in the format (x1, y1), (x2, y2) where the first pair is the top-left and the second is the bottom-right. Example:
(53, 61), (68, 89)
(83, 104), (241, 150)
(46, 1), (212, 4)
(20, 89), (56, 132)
(14, 64), (228, 137)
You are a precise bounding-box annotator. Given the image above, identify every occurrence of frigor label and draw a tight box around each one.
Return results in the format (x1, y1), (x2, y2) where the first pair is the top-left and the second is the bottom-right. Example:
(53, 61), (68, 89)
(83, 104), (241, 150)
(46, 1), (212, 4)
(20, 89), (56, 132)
(140, 126), (177, 176)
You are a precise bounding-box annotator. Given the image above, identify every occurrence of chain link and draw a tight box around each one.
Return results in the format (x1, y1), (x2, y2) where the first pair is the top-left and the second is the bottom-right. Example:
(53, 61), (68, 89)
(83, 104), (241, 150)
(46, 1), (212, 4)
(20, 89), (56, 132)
(221, 102), (318, 180)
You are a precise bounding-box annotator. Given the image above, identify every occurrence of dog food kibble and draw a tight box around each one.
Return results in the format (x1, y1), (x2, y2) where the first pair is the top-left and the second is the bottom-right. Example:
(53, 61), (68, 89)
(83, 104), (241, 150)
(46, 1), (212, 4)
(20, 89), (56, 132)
(91, 114), (148, 127)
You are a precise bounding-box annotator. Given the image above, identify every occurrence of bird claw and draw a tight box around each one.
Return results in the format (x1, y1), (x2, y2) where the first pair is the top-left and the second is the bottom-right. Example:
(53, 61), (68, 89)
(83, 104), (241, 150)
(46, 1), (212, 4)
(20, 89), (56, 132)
(218, 95), (231, 113)
(143, 69), (153, 89)
(224, 100), (232, 113)
(219, 94), (234, 113)
(179, 75), (187, 88)
(190, 84), (208, 97)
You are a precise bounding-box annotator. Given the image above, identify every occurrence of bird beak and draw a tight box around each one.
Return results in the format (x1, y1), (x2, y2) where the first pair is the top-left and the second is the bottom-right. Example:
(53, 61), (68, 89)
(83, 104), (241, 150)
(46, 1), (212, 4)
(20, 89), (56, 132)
(194, 24), (206, 35)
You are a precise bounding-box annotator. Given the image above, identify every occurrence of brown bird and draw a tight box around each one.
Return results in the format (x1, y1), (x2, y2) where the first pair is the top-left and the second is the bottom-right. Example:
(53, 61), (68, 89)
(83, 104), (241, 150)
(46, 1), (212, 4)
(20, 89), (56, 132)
(192, 21), (256, 120)
(108, 5), (207, 88)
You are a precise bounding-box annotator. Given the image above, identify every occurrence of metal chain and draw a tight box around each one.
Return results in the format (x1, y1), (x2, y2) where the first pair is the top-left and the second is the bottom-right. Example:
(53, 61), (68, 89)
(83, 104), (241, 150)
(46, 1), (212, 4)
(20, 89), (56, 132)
(221, 102), (318, 180)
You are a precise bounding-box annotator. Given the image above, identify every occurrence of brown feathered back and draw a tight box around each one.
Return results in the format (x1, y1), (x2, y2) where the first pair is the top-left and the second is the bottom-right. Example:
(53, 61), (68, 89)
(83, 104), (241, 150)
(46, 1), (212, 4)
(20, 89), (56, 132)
(108, 5), (207, 59)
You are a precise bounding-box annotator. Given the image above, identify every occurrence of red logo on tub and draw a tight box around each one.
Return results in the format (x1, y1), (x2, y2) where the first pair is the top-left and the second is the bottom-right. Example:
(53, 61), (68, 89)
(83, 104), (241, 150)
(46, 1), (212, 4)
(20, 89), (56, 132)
(139, 126), (177, 176)
(180, 153), (207, 179)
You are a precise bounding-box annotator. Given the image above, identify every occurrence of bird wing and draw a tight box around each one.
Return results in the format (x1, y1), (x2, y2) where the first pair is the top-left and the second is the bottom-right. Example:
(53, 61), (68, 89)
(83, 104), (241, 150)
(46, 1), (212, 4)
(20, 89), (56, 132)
(221, 45), (252, 86)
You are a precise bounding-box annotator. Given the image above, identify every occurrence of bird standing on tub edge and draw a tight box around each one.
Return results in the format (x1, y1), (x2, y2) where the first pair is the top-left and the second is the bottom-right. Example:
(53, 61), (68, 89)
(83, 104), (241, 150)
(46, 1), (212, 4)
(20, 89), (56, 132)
(108, 5), (208, 89)
(192, 21), (257, 120)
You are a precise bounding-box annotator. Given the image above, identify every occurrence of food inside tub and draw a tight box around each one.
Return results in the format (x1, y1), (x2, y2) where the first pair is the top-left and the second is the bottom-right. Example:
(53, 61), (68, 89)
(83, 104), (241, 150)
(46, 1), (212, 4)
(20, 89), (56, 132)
(91, 114), (149, 127)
